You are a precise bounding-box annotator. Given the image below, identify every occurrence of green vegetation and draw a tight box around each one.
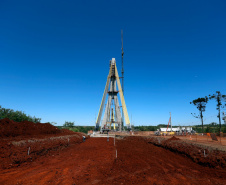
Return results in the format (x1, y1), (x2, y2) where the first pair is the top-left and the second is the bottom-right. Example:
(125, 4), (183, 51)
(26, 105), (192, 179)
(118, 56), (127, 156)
(209, 91), (226, 133)
(63, 121), (75, 128)
(133, 125), (165, 131)
(192, 122), (226, 134)
(58, 126), (95, 134)
(190, 91), (226, 135)
(60, 121), (94, 134)
(0, 105), (41, 123)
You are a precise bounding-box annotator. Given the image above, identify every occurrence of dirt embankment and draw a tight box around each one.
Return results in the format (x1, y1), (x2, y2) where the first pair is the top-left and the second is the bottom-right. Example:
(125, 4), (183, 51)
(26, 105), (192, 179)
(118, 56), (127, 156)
(146, 136), (226, 168)
(0, 118), (88, 169)
(0, 118), (82, 139)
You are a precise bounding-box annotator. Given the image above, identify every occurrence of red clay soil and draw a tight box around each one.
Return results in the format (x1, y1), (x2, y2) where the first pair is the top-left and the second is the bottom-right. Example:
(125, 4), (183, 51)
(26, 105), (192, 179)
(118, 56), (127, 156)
(147, 136), (226, 169)
(0, 118), (88, 169)
(167, 136), (180, 141)
(0, 118), (78, 140)
(1, 137), (226, 185)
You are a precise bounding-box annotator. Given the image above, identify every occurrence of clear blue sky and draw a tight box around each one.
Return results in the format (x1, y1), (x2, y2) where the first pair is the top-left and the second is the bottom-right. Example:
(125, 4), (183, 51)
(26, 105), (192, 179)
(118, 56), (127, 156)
(0, 0), (225, 126)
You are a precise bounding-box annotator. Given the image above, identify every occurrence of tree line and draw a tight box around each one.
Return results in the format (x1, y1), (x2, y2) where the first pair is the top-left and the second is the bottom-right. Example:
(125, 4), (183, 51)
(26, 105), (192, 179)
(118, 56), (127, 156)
(190, 91), (226, 134)
(0, 105), (41, 123)
(59, 121), (95, 133)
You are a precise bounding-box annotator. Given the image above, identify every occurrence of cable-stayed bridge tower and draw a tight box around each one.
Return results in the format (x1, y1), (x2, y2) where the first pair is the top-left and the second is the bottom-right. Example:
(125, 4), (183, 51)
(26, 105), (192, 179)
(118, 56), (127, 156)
(96, 58), (130, 132)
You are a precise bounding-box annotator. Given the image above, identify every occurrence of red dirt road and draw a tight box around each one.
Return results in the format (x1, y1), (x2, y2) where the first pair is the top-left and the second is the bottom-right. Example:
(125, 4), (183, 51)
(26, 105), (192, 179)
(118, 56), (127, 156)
(1, 137), (226, 185)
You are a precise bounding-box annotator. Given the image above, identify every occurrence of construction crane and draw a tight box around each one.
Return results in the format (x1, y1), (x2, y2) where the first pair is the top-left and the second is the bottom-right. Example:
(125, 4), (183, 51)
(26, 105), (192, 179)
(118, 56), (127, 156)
(121, 30), (124, 130)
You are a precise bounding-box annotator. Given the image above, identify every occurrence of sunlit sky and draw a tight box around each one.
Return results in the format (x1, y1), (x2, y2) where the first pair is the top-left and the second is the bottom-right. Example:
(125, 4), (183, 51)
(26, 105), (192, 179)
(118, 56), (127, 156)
(0, 0), (225, 126)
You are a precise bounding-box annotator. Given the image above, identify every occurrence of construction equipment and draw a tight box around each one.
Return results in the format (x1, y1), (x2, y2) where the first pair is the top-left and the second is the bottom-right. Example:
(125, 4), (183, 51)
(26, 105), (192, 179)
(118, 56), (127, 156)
(166, 112), (172, 132)
(155, 129), (161, 136)
(121, 30), (124, 130)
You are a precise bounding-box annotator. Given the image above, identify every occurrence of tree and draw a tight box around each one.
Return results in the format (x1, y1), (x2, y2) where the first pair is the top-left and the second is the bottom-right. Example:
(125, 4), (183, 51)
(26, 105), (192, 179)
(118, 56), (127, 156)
(190, 97), (208, 133)
(209, 122), (217, 126)
(209, 91), (226, 134)
(0, 105), (41, 123)
(205, 126), (211, 133)
(63, 121), (74, 128)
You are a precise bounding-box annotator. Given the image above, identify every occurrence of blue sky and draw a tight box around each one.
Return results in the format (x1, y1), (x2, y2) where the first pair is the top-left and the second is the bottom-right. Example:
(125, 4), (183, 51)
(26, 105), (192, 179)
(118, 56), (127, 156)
(0, 0), (225, 126)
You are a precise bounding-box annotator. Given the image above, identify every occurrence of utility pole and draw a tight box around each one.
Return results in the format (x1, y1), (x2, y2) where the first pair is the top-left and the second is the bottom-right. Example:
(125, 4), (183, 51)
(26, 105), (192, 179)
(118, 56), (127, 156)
(170, 112), (172, 132)
(121, 30), (125, 130)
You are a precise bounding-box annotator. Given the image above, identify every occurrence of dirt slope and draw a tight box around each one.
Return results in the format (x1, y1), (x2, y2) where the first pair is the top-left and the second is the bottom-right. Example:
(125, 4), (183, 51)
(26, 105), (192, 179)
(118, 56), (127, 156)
(0, 118), (88, 169)
(0, 137), (226, 185)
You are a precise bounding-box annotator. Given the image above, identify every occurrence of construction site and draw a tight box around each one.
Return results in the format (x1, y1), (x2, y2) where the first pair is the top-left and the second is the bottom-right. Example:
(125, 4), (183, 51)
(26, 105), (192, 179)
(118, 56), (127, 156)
(1, 118), (226, 184)
(1, 54), (226, 185)
(1, 1), (226, 184)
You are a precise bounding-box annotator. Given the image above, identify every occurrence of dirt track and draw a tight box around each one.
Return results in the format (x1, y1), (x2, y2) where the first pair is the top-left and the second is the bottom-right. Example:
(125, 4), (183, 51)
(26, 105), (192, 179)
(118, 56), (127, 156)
(1, 137), (226, 185)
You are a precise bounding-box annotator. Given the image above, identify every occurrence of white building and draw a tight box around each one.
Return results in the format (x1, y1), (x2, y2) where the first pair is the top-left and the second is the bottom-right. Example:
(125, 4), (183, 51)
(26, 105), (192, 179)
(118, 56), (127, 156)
(160, 127), (193, 132)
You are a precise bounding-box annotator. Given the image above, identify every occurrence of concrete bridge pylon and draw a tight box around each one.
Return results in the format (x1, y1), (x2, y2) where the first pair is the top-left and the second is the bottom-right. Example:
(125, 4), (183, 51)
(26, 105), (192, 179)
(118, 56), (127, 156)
(95, 58), (130, 132)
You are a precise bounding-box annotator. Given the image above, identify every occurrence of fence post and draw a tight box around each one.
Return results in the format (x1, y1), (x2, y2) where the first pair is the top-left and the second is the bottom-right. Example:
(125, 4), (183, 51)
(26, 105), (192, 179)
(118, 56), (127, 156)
(28, 147), (30, 155)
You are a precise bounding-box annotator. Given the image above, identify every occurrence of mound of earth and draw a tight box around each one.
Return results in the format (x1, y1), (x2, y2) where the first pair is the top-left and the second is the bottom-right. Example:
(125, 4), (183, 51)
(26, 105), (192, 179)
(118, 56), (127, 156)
(0, 118), (77, 139)
(167, 136), (180, 141)
(0, 118), (89, 169)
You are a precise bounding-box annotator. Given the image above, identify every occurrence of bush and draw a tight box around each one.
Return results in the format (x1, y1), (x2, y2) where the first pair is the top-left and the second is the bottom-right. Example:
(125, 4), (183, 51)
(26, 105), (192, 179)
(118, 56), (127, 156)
(63, 121), (74, 128)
